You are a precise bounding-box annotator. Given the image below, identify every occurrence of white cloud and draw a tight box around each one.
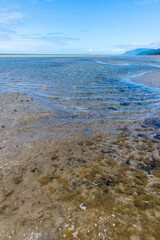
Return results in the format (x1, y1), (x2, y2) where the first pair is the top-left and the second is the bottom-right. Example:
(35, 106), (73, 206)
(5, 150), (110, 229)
(88, 48), (127, 55)
(118, 42), (160, 49)
(0, 10), (23, 24)
(115, 42), (160, 54)
(88, 42), (160, 55)
(0, 29), (79, 53)
(0, 35), (57, 53)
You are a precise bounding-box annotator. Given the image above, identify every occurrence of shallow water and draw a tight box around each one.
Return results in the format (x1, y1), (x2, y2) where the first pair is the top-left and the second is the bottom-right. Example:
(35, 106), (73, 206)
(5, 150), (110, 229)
(0, 56), (160, 240)
(0, 56), (160, 137)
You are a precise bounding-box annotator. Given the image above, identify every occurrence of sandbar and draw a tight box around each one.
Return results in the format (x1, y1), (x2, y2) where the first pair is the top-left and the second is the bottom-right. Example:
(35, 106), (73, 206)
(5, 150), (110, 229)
(131, 70), (160, 89)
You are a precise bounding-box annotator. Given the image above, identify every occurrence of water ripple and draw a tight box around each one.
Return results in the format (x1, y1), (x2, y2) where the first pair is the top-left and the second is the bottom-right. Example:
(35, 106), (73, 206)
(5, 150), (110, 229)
(0, 56), (160, 134)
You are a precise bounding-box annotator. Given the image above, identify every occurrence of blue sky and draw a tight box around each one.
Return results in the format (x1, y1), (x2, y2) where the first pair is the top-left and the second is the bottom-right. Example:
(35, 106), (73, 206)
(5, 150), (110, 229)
(0, 0), (160, 54)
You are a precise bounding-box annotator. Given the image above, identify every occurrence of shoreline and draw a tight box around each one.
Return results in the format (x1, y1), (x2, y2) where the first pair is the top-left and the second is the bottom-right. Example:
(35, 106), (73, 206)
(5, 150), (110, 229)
(0, 54), (159, 58)
(0, 54), (111, 58)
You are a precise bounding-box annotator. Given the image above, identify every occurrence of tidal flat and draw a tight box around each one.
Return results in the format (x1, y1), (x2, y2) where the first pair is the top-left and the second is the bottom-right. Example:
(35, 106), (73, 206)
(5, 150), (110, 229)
(0, 130), (160, 240)
(0, 56), (160, 239)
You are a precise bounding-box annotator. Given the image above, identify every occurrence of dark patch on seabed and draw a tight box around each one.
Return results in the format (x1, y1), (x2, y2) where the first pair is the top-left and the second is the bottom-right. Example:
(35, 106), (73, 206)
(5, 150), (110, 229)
(143, 118), (160, 128)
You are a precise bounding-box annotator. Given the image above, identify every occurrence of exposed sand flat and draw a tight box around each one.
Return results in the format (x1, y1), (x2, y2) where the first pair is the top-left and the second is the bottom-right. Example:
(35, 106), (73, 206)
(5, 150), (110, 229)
(131, 70), (160, 89)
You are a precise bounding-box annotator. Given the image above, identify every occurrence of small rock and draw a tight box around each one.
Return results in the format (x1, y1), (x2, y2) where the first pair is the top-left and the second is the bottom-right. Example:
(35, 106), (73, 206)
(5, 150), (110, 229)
(68, 225), (74, 231)
(72, 231), (78, 238)
(77, 159), (86, 164)
(80, 203), (86, 211)
(154, 134), (160, 140)
(14, 176), (22, 184)
(38, 237), (51, 240)
(108, 107), (117, 111)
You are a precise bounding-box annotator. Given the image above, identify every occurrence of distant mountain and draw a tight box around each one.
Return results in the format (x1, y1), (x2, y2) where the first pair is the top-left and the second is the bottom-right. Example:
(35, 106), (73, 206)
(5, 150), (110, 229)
(124, 48), (160, 56)
(137, 48), (160, 55)
(150, 51), (160, 55)
(124, 48), (154, 55)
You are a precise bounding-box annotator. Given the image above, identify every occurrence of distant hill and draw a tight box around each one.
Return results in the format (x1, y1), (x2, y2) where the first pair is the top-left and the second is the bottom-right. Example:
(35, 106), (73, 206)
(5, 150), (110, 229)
(124, 48), (160, 56)
(124, 48), (154, 55)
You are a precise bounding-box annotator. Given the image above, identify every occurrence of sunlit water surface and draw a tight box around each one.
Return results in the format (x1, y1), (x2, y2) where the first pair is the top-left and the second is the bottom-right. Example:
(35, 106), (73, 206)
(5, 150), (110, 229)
(0, 56), (160, 137)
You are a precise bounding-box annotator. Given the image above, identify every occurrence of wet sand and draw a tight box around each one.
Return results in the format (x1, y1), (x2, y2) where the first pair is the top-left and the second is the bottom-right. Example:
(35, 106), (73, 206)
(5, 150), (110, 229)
(0, 132), (160, 240)
(0, 92), (160, 240)
(131, 70), (160, 89)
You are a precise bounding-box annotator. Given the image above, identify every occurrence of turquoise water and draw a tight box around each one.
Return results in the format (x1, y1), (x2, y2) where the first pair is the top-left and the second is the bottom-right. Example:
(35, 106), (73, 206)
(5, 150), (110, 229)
(0, 56), (160, 134)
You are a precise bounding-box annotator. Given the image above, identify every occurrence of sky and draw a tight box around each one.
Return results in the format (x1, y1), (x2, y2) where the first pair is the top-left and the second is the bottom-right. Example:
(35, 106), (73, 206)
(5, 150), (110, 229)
(0, 0), (160, 54)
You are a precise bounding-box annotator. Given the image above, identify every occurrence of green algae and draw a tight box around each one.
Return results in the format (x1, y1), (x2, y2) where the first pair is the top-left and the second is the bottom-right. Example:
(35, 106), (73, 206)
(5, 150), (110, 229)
(1, 133), (160, 240)
(38, 175), (54, 186)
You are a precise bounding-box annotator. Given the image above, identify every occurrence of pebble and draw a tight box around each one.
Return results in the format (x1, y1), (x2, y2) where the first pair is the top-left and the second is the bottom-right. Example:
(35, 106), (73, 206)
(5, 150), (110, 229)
(38, 236), (51, 240)
(72, 231), (78, 238)
(80, 203), (86, 211)
(68, 225), (74, 231)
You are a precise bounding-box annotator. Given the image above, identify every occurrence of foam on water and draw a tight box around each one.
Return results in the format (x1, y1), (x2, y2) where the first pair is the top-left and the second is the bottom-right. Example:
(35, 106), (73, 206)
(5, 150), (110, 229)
(96, 61), (130, 66)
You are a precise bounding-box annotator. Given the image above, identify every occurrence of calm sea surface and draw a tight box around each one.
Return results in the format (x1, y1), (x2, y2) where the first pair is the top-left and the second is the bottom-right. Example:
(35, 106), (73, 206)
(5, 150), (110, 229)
(0, 56), (160, 136)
